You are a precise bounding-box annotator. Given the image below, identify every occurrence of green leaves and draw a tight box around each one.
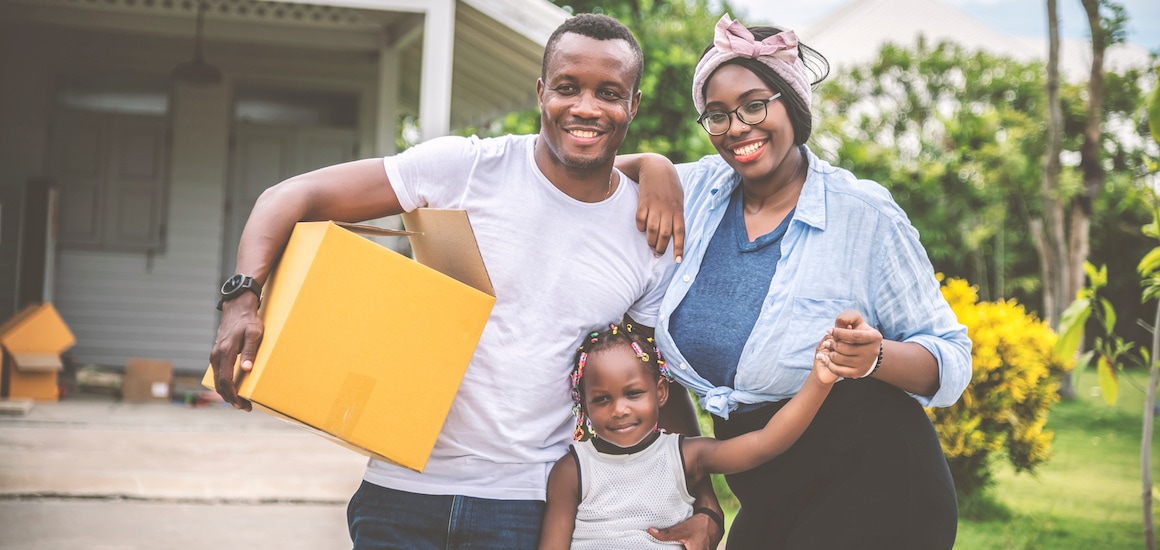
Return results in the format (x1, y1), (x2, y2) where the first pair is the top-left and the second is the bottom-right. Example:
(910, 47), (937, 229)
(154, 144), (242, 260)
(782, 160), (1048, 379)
(1149, 73), (1160, 145)
(1097, 355), (1118, 406)
(1055, 297), (1092, 361)
(1054, 260), (1147, 406)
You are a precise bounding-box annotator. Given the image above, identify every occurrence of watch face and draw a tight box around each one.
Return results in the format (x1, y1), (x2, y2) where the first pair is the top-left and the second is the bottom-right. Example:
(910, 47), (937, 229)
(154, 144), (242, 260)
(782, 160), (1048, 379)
(222, 274), (246, 295)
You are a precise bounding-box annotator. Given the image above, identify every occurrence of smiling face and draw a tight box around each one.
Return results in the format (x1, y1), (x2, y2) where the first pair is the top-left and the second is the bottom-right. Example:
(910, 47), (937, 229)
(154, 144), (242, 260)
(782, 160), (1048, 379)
(580, 345), (668, 449)
(702, 63), (801, 186)
(535, 33), (641, 180)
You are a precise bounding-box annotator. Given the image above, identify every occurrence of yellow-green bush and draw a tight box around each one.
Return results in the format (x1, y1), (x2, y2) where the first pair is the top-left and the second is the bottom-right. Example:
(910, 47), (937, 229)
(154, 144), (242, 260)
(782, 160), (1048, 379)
(930, 277), (1073, 496)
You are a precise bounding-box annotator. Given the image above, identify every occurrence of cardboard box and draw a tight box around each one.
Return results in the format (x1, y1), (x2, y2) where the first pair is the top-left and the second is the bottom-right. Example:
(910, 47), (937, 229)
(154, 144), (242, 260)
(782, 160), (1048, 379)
(205, 209), (495, 472)
(122, 358), (173, 403)
(0, 303), (75, 401)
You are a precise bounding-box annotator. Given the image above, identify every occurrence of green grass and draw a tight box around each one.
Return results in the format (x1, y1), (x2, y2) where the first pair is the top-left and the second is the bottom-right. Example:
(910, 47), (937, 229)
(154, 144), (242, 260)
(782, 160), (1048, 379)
(956, 380), (1160, 549)
(699, 379), (1160, 548)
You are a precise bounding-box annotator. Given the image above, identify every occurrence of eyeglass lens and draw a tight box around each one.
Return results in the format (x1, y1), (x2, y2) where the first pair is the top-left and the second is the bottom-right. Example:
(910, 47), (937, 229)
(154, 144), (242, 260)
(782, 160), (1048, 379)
(699, 94), (781, 136)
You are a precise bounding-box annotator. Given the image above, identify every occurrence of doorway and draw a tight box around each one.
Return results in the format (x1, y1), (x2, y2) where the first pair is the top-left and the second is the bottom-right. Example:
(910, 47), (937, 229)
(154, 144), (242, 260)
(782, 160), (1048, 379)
(222, 87), (358, 280)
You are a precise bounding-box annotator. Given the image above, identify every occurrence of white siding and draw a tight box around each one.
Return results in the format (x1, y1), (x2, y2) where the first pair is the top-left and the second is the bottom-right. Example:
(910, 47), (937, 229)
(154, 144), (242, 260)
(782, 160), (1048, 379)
(54, 85), (229, 374)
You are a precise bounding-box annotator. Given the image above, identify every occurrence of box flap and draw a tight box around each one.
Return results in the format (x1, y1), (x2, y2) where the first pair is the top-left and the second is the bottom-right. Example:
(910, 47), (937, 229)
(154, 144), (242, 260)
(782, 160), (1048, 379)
(10, 352), (63, 372)
(333, 221), (417, 238)
(401, 209), (495, 297)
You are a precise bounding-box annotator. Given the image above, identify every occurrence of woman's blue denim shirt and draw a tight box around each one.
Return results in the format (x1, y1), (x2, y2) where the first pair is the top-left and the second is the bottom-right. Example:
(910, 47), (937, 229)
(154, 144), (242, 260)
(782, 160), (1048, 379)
(655, 147), (972, 419)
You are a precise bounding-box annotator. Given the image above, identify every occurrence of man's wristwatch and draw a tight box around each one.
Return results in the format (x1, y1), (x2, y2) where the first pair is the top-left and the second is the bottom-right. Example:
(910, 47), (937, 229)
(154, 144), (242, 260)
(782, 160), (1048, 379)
(217, 274), (261, 311)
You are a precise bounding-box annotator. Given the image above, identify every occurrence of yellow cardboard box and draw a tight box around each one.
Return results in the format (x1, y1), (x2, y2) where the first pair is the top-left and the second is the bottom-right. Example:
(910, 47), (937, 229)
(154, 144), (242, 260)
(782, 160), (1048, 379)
(205, 209), (495, 472)
(0, 302), (76, 401)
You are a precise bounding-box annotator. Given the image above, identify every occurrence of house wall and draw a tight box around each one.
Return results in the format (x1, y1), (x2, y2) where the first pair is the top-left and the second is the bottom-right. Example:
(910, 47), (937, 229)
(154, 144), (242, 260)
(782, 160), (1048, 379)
(53, 84), (231, 374)
(0, 24), (53, 322)
(1, 22), (380, 375)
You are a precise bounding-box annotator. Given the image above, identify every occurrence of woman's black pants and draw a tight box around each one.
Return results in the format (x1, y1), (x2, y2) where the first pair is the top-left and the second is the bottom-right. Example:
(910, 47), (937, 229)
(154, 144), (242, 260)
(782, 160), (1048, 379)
(713, 377), (958, 550)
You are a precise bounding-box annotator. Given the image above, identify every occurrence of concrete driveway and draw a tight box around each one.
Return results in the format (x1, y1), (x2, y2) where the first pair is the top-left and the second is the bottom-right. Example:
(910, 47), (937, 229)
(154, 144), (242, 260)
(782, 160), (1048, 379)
(0, 395), (369, 549)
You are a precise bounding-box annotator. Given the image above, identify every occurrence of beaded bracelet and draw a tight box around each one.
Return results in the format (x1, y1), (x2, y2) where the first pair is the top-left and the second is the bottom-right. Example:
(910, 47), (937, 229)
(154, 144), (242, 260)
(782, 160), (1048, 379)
(860, 343), (884, 379)
(694, 507), (725, 532)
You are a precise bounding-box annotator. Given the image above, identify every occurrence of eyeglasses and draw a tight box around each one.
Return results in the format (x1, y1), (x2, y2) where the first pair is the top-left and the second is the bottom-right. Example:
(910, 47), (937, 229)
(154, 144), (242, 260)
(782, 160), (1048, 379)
(696, 93), (782, 136)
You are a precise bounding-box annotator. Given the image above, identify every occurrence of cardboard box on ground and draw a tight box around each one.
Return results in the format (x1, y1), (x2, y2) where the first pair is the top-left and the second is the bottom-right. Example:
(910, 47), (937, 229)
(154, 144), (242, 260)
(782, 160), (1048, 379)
(122, 358), (173, 403)
(0, 302), (75, 401)
(204, 209), (495, 472)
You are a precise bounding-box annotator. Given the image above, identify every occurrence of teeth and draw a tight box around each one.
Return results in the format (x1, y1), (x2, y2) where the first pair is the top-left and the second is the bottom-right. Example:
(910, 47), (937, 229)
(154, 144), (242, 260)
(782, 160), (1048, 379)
(571, 130), (598, 138)
(733, 142), (763, 157)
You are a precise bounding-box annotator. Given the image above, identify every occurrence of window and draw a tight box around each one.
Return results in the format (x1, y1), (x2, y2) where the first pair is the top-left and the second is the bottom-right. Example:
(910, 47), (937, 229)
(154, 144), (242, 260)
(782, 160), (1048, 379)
(50, 75), (169, 251)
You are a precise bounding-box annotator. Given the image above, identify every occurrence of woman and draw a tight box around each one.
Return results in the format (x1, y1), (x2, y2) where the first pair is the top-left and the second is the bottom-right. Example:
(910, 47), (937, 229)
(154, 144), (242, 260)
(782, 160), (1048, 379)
(619, 14), (972, 549)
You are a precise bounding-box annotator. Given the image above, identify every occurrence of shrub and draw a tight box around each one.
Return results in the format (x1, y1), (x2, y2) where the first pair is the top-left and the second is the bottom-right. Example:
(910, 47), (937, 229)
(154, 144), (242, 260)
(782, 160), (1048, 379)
(930, 277), (1073, 496)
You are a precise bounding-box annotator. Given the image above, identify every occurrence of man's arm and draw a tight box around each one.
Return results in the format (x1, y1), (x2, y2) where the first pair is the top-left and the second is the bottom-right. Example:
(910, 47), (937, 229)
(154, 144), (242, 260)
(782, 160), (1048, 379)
(209, 158), (404, 410)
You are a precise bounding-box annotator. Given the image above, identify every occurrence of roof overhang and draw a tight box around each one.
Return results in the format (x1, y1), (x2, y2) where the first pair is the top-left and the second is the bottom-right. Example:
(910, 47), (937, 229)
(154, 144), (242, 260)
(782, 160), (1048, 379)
(0, 0), (568, 131)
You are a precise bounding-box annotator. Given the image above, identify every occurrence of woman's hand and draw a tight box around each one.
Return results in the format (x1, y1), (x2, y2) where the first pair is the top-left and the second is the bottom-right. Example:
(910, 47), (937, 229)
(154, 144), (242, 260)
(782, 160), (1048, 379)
(821, 309), (882, 379)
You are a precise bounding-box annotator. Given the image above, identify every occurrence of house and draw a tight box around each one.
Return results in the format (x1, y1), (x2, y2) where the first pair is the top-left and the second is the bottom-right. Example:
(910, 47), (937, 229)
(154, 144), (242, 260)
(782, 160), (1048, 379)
(0, 0), (568, 376)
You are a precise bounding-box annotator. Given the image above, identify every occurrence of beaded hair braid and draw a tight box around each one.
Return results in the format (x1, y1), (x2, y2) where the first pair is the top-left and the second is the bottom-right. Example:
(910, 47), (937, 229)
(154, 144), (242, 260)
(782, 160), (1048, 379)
(569, 322), (672, 441)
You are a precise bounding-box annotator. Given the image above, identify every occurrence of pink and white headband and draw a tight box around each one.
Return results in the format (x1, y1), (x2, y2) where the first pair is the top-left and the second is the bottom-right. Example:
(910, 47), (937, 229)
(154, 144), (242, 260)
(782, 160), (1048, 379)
(692, 14), (812, 115)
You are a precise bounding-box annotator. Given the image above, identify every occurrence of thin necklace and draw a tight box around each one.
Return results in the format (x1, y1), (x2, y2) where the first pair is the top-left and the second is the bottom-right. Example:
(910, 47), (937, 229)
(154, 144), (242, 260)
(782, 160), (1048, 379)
(606, 171), (615, 197)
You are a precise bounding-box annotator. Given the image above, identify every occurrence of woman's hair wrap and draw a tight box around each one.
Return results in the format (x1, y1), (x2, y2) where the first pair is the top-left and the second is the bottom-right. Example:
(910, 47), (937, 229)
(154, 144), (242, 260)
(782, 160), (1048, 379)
(692, 14), (812, 115)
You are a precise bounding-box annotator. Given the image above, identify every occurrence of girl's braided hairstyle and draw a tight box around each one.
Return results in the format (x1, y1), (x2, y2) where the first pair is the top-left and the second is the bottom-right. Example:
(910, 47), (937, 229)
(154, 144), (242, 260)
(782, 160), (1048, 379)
(569, 322), (672, 441)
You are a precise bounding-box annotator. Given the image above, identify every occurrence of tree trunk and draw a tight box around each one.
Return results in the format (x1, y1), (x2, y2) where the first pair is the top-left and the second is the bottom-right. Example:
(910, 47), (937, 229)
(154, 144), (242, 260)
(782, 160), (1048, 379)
(1072, 0), (1107, 400)
(1035, 0), (1075, 397)
(1144, 304), (1158, 550)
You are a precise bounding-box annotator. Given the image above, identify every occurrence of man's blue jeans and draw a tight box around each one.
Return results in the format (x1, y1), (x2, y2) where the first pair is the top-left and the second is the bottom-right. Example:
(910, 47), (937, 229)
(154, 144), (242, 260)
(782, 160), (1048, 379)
(347, 481), (545, 549)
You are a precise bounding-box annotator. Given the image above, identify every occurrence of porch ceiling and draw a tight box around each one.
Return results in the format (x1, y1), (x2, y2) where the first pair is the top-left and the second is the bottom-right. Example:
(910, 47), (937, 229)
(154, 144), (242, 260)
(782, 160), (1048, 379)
(0, 0), (568, 129)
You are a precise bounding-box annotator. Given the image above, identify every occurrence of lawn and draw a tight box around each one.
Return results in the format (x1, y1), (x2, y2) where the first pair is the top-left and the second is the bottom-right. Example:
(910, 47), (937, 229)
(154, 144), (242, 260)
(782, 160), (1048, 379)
(704, 376), (1160, 548)
(956, 379), (1160, 549)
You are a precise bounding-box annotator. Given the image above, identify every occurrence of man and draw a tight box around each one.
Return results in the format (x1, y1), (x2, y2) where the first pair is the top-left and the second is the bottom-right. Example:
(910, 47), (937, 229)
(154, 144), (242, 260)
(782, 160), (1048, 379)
(209, 14), (720, 550)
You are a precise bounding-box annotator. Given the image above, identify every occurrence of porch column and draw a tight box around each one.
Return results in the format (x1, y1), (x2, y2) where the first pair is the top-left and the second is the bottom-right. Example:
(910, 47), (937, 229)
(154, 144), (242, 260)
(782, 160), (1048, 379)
(419, 0), (455, 141)
(376, 32), (400, 157)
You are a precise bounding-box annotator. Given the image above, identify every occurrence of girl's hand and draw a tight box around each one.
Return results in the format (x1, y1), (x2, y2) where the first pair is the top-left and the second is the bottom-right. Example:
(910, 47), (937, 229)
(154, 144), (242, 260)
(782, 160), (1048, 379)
(813, 339), (840, 385)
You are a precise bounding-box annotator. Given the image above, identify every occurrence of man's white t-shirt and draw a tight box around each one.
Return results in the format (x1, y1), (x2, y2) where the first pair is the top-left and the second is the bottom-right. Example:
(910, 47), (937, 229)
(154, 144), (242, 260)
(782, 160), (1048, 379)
(363, 134), (675, 500)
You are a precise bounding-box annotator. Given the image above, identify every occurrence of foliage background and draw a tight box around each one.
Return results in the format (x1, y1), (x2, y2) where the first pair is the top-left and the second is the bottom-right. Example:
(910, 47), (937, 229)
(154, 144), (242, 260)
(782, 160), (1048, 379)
(935, 277), (1073, 496)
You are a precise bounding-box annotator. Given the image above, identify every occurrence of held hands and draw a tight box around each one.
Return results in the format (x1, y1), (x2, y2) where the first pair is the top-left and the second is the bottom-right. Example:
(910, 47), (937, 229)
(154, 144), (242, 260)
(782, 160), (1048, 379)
(819, 309), (883, 380)
(208, 292), (263, 411)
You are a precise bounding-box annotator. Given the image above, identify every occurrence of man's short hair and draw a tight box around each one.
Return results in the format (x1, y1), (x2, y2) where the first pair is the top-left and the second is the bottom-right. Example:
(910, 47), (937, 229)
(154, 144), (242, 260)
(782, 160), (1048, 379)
(542, 13), (644, 91)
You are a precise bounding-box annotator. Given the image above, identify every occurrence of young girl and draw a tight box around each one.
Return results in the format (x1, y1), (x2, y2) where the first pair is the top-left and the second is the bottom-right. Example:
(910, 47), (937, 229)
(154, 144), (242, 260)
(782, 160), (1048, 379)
(538, 321), (840, 549)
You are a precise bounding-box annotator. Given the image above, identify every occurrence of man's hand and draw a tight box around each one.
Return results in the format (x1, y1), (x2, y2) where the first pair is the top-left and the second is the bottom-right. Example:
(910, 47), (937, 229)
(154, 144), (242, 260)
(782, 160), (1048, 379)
(208, 292), (263, 410)
(648, 510), (723, 550)
(634, 154), (685, 262)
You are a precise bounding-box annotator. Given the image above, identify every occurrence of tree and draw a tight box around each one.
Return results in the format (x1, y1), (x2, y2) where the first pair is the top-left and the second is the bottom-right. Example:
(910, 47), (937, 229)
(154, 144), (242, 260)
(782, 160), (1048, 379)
(1137, 76), (1160, 550)
(1057, 81), (1160, 543)
(1031, 0), (1067, 337)
(810, 17), (1154, 350)
(1039, 0), (1129, 399)
(813, 39), (1050, 303)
